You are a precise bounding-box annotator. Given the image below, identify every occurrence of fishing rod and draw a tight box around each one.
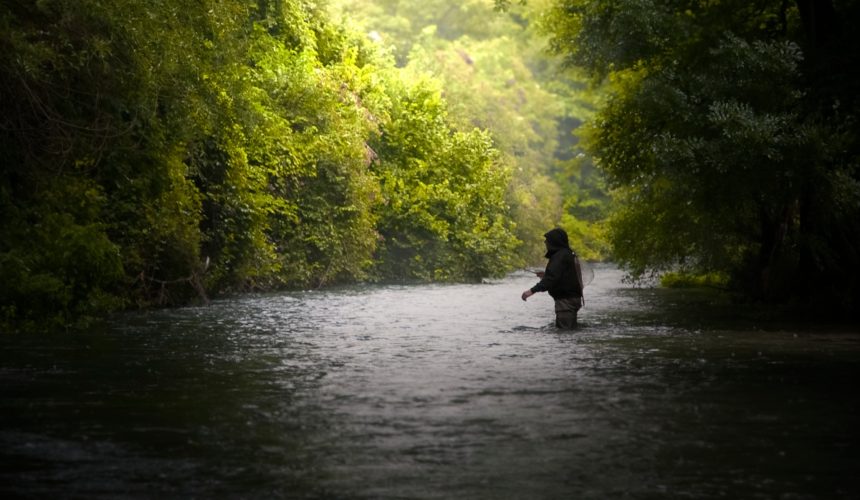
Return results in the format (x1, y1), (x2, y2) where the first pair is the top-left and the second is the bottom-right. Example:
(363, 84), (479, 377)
(524, 261), (595, 287)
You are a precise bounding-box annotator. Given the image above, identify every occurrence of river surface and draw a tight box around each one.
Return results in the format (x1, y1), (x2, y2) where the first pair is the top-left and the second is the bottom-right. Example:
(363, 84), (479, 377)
(2, 265), (859, 499)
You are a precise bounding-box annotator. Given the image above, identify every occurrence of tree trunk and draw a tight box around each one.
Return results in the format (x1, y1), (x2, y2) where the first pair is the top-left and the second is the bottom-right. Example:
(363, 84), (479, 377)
(794, 0), (837, 303)
(795, 0), (837, 48)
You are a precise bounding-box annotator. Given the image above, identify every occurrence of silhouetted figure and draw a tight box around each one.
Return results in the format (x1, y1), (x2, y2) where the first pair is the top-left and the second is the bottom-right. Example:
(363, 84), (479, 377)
(521, 228), (584, 329)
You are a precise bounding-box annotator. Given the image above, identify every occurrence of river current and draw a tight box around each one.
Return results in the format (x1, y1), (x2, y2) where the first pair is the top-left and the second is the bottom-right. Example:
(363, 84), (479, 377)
(1, 265), (858, 498)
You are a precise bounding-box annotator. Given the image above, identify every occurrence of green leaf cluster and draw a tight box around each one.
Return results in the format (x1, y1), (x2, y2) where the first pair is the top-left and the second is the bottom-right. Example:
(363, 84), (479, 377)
(0, 0), (519, 331)
(329, 0), (612, 265)
(370, 77), (519, 281)
(546, 0), (860, 307)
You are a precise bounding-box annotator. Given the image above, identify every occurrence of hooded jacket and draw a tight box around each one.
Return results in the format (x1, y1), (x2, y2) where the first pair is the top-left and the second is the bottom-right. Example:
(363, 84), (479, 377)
(530, 228), (582, 299)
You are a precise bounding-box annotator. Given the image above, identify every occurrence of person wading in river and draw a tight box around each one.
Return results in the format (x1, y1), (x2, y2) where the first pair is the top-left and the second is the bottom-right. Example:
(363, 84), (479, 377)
(521, 228), (584, 329)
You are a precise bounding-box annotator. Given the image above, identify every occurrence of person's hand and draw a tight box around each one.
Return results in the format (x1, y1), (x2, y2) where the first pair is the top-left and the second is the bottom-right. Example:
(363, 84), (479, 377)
(521, 289), (534, 301)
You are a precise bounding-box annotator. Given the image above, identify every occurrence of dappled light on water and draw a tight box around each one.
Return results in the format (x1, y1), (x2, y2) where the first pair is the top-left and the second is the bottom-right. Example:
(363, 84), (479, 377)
(1, 265), (858, 498)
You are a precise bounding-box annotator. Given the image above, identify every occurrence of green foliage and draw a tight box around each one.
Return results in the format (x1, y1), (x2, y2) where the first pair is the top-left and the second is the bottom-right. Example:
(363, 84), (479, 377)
(0, 178), (124, 331)
(593, 32), (811, 278)
(2, 0), (534, 331)
(546, 0), (860, 306)
(330, 0), (523, 65)
(328, 0), (611, 265)
(660, 271), (730, 290)
(371, 79), (519, 281)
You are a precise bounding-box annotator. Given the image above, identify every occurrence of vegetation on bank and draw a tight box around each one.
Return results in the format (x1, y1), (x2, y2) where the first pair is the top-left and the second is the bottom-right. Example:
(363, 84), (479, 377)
(328, 0), (611, 261)
(4, 0), (858, 332)
(1, 0), (610, 332)
(540, 0), (860, 309)
(0, 1), (525, 331)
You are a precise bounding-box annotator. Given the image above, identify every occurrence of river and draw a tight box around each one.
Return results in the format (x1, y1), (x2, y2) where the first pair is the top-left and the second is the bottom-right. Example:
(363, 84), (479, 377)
(1, 264), (858, 498)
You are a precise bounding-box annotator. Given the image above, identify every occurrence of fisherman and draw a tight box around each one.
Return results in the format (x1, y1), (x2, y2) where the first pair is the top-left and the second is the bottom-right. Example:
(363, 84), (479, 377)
(521, 228), (584, 329)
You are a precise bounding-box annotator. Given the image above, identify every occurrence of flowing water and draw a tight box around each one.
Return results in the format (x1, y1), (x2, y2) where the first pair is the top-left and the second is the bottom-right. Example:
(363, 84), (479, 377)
(1, 265), (858, 499)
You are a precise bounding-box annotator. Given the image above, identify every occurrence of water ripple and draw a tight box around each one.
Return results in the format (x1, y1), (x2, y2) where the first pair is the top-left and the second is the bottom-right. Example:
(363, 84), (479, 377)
(1, 265), (858, 498)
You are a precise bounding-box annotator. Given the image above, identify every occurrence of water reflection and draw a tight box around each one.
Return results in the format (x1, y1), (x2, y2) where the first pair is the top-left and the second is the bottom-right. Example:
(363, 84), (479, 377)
(1, 265), (858, 498)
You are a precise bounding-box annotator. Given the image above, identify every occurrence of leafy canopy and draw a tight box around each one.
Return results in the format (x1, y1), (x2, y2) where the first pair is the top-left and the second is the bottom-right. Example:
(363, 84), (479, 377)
(544, 0), (860, 307)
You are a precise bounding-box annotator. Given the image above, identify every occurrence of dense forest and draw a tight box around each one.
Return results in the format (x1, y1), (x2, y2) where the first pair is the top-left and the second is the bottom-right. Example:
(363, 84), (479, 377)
(0, 0), (604, 331)
(541, 0), (860, 310)
(2, 0), (859, 332)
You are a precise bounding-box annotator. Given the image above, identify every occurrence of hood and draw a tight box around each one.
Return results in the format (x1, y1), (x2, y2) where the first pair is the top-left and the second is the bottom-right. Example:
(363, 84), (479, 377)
(543, 228), (570, 257)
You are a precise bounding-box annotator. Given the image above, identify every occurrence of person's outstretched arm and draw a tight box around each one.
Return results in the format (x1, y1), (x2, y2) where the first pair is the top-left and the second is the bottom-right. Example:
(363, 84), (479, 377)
(522, 257), (563, 300)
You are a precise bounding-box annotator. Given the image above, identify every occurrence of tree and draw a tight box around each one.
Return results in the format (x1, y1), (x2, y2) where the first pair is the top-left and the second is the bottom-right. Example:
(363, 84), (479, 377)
(545, 0), (860, 307)
(330, 0), (611, 264)
(370, 77), (519, 281)
(1, 0), (527, 331)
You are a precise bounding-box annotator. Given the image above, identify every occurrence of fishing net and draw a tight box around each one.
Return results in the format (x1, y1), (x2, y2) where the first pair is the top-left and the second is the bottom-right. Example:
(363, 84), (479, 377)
(580, 261), (595, 287)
